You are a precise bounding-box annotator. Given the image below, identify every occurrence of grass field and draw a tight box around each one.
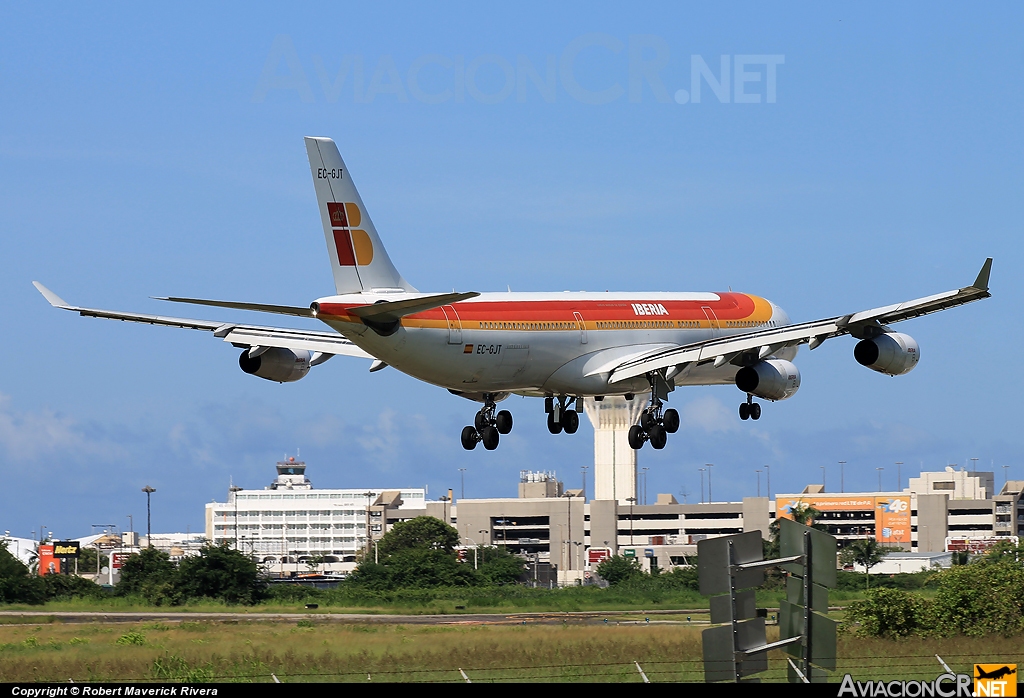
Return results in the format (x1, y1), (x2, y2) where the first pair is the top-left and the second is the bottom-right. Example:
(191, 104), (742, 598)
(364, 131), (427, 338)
(0, 584), (876, 616)
(0, 616), (1020, 683)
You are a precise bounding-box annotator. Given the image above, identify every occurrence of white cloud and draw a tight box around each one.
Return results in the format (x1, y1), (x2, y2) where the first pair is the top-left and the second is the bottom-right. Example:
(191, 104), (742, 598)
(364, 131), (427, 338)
(680, 395), (739, 434)
(0, 393), (125, 461)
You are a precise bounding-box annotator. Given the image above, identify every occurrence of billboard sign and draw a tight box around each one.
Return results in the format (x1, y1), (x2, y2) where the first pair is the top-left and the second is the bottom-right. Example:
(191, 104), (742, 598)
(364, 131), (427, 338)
(946, 536), (1018, 553)
(588, 547), (611, 564)
(776, 495), (911, 544)
(111, 552), (131, 570)
(37, 544), (60, 576)
(53, 541), (80, 558)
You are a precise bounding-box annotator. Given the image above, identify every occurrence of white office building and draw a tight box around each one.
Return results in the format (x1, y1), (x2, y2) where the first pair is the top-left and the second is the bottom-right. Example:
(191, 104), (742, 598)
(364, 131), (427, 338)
(205, 457), (425, 575)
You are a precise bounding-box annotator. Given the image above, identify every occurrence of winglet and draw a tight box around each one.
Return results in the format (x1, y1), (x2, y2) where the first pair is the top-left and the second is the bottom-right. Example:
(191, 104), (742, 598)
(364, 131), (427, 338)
(32, 281), (71, 308)
(972, 258), (993, 291)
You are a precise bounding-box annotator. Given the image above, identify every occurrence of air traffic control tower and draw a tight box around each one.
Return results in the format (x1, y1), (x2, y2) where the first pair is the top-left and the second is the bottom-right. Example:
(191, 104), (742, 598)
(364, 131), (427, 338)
(584, 396), (646, 504)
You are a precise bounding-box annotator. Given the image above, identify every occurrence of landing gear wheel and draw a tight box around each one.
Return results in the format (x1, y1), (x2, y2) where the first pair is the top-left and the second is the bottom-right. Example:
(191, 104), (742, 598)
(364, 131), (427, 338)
(750, 403), (761, 420)
(563, 410), (580, 434)
(547, 411), (563, 434)
(628, 424), (646, 450)
(474, 412), (489, 431)
(663, 408), (680, 434)
(640, 411), (657, 432)
(495, 410), (513, 435)
(481, 426), (500, 450)
(649, 424), (668, 450)
(739, 403), (750, 420)
(461, 426), (478, 451)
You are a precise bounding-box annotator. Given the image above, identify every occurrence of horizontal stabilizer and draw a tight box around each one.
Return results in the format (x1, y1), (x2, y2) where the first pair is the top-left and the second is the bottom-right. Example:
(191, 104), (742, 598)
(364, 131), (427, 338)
(156, 296), (316, 318)
(347, 292), (479, 322)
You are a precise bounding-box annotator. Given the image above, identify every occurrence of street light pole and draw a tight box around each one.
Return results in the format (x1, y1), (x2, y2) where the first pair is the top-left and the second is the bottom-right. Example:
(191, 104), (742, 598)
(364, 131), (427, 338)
(581, 465), (589, 502)
(765, 464), (771, 501)
(141, 487), (155, 547)
(229, 485), (243, 549)
(895, 462), (903, 492)
(458, 468), (466, 501)
(755, 470), (761, 498)
(699, 469), (706, 504)
(706, 464), (714, 503)
(641, 467), (649, 505)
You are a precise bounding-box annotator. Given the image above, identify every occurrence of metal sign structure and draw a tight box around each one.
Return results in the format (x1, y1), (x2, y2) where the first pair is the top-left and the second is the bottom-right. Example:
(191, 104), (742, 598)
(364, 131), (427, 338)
(698, 521), (839, 683)
(778, 517), (838, 683)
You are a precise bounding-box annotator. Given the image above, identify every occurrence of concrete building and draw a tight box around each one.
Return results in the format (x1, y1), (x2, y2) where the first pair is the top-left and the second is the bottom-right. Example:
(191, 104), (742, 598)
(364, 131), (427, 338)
(776, 468), (1024, 554)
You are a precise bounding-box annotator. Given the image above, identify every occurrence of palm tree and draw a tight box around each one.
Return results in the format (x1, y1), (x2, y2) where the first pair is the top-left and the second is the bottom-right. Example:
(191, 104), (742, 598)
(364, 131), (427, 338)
(766, 503), (824, 558)
(840, 539), (891, 588)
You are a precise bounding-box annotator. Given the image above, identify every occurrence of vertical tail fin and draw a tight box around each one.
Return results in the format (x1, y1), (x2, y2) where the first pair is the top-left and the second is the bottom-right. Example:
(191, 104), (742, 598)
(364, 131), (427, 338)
(304, 137), (415, 294)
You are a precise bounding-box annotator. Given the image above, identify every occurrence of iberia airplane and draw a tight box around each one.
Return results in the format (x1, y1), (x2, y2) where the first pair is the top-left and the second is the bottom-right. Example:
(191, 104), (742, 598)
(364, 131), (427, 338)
(34, 137), (993, 452)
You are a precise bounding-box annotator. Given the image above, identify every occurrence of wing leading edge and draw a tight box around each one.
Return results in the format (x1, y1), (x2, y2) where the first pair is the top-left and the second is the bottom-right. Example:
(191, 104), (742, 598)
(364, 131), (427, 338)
(31, 282), (374, 360)
(608, 258), (993, 384)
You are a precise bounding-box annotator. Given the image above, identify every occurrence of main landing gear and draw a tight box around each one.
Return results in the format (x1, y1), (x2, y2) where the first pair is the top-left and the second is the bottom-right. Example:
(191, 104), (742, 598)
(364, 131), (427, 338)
(545, 396), (581, 435)
(627, 397), (679, 451)
(461, 394), (513, 451)
(738, 394), (762, 421)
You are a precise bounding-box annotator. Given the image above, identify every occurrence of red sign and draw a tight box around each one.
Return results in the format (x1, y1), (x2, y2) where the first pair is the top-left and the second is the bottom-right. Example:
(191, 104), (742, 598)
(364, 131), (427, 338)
(111, 552), (131, 570)
(38, 544), (60, 576)
(588, 547), (611, 564)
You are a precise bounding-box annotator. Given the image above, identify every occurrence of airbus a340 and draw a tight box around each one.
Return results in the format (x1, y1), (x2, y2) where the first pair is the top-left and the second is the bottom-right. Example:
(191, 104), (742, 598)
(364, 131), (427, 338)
(35, 137), (993, 451)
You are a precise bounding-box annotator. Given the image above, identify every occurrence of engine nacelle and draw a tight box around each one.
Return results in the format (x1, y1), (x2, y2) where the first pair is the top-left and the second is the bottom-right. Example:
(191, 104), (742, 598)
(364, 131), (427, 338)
(854, 332), (919, 376)
(238, 347), (311, 383)
(735, 359), (801, 401)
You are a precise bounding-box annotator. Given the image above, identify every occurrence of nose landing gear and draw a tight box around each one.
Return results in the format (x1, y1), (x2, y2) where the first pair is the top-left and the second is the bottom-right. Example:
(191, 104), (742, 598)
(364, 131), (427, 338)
(461, 394), (513, 450)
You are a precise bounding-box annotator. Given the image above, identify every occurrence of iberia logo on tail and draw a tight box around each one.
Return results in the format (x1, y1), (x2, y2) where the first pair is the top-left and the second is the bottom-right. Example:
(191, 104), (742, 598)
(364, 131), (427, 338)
(327, 202), (374, 266)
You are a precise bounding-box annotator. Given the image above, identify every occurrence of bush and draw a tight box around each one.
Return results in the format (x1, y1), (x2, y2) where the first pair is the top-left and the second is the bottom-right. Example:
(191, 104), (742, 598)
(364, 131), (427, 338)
(117, 548), (177, 604)
(843, 587), (927, 638)
(173, 544), (267, 605)
(928, 561), (1024, 637)
(41, 573), (105, 601)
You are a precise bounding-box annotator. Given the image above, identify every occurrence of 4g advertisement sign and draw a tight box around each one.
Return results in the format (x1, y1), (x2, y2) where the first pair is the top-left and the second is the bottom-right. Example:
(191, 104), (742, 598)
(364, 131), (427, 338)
(776, 495), (911, 544)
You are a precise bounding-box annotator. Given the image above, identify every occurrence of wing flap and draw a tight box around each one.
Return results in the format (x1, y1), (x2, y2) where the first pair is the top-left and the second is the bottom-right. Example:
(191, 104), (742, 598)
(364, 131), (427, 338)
(222, 327), (372, 358)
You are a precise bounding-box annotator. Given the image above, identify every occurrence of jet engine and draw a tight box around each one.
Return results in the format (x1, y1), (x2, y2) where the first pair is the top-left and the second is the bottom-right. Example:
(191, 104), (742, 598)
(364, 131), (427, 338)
(854, 332), (919, 376)
(735, 359), (801, 401)
(238, 347), (311, 383)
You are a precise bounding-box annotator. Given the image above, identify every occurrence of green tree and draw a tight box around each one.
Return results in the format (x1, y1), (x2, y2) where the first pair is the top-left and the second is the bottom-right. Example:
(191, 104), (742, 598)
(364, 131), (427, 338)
(117, 547), (176, 603)
(476, 546), (526, 585)
(376, 517), (460, 557)
(0, 541), (46, 605)
(596, 555), (643, 585)
(173, 544), (266, 605)
(305, 554), (325, 574)
(765, 503), (824, 558)
(840, 539), (892, 588)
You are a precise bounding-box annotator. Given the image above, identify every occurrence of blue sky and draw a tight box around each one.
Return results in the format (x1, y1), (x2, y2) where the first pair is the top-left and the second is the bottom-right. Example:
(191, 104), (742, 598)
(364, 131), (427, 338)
(1, 5), (1022, 538)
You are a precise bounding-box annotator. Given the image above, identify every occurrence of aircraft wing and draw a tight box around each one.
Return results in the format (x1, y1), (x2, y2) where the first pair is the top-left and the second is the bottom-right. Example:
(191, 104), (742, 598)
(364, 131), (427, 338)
(32, 282), (374, 360)
(608, 258), (992, 384)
